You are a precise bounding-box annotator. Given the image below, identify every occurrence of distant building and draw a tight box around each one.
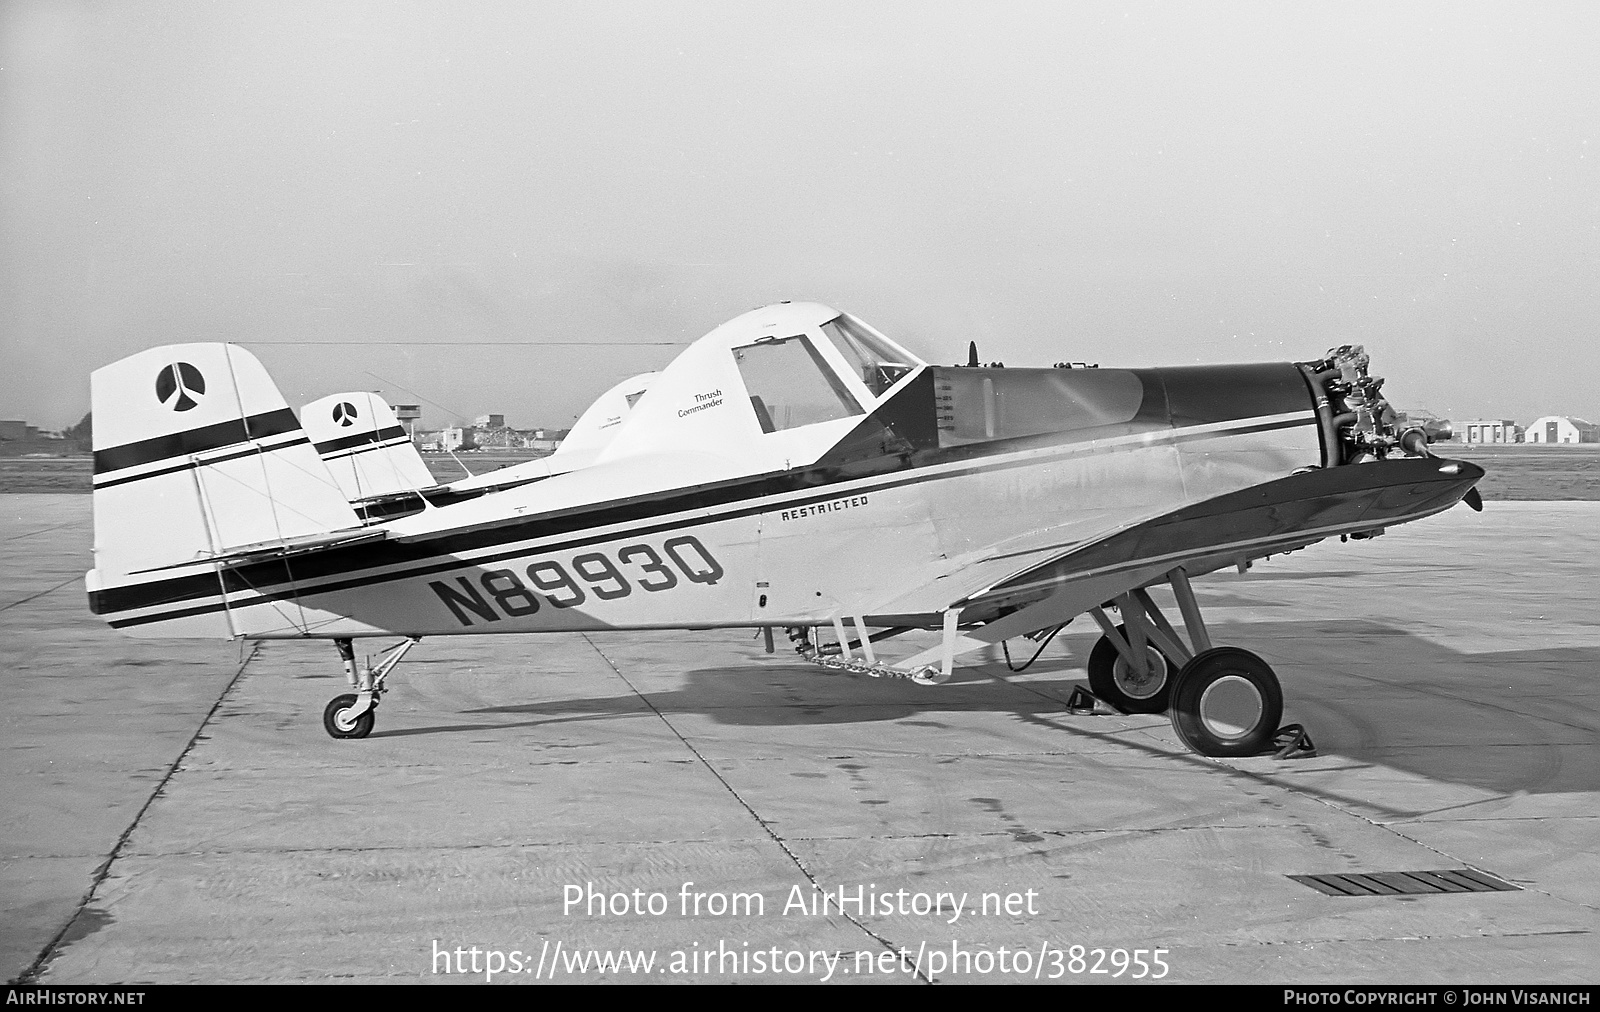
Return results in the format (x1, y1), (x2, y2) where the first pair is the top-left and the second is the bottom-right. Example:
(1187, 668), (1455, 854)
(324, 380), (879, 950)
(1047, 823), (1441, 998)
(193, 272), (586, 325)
(1524, 416), (1598, 444)
(0, 420), (29, 441)
(390, 404), (422, 438)
(473, 413), (505, 430)
(1461, 419), (1521, 444)
(439, 426), (467, 452)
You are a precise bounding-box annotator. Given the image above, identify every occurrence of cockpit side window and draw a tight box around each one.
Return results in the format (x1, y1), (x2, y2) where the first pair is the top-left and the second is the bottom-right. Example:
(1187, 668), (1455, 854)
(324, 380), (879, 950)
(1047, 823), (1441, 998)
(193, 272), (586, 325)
(820, 316), (916, 397)
(732, 335), (863, 433)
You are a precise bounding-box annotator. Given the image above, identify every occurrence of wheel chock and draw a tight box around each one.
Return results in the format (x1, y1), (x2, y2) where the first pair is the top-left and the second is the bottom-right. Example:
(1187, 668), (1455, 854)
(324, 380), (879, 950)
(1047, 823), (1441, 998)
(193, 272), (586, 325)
(1068, 685), (1107, 714)
(1270, 723), (1317, 760)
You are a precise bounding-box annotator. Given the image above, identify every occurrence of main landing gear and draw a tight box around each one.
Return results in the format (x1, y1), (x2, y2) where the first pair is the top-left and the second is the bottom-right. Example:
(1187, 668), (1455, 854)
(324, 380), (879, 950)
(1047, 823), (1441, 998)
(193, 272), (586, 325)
(1085, 570), (1285, 757)
(322, 636), (421, 739)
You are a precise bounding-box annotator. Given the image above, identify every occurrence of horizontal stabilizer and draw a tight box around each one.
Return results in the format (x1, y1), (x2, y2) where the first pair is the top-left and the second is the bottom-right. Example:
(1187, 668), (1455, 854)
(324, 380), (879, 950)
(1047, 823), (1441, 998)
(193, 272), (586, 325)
(128, 527), (390, 574)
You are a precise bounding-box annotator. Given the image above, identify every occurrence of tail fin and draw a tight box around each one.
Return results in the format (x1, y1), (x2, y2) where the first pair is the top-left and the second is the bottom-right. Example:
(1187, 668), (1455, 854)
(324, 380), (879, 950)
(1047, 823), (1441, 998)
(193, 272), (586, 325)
(301, 392), (437, 504)
(89, 343), (360, 585)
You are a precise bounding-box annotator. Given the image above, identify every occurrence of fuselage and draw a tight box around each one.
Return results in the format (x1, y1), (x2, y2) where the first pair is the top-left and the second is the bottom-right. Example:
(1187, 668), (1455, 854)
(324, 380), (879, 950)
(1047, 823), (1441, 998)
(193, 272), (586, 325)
(91, 356), (1325, 639)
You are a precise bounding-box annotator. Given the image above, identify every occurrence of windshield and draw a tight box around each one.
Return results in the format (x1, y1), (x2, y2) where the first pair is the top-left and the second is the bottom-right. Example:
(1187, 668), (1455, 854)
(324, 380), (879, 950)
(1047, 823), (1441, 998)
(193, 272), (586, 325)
(820, 315), (917, 397)
(732, 335), (863, 433)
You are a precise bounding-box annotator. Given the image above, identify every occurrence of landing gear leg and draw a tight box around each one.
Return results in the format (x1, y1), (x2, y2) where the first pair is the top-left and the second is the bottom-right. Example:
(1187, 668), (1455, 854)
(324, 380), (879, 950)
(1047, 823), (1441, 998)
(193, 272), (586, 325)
(1084, 569), (1289, 755)
(1160, 568), (1285, 756)
(1085, 589), (1191, 713)
(322, 636), (421, 740)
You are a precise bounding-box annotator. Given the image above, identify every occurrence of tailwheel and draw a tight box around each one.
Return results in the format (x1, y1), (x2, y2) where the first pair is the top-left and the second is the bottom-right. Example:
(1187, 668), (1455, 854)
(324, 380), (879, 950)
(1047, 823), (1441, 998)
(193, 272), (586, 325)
(1168, 647), (1283, 757)
(1087, 624), (1174, 713)
(322, 636), (420, 740)
(323, 693), (375, 739)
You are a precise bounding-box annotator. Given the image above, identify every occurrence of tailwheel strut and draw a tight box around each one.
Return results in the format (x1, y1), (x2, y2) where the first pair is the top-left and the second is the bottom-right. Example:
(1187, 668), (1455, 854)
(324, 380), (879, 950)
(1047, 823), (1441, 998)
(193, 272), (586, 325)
(323, 636), (421, 740)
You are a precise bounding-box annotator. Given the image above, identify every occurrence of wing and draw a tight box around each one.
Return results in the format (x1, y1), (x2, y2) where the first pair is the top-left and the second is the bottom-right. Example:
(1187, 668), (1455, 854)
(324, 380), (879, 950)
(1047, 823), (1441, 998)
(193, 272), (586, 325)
(872, 455), (1484, 633)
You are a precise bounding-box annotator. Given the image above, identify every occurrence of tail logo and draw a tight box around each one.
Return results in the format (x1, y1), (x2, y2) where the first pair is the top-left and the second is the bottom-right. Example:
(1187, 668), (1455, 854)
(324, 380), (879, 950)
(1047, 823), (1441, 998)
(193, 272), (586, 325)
(155, 363), (206, 412)
(333, 402), (359, 427)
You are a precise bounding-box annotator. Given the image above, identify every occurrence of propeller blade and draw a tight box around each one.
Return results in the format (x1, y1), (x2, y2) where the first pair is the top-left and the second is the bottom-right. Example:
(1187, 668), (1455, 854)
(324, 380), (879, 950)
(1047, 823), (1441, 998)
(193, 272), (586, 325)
(1399, 428), (1434, 458)
(1463, 486), (1484, 512)
(967, 341), (979, 368)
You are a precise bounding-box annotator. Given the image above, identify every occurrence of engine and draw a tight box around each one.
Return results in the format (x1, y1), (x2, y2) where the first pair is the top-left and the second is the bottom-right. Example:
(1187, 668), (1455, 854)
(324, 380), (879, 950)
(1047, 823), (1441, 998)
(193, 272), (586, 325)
(1299, 345), (1439, 465)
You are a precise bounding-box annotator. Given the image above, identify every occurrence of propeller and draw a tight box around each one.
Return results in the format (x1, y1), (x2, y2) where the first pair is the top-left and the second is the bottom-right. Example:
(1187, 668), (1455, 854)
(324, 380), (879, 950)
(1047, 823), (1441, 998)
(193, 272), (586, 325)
(1398, 428), (1433, 458)
(1400, 429), (1483, 511)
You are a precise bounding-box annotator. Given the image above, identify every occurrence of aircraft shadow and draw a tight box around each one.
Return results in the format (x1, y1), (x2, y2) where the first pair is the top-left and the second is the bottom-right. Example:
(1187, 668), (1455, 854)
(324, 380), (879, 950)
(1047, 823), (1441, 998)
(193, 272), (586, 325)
(387, 619), (1599, 801)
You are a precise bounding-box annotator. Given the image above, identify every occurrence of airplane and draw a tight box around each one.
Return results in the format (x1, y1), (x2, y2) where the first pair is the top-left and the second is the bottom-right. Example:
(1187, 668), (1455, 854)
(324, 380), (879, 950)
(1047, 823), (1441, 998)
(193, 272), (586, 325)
(84, 302), (1484, 757)
(298, 371), (657, 520)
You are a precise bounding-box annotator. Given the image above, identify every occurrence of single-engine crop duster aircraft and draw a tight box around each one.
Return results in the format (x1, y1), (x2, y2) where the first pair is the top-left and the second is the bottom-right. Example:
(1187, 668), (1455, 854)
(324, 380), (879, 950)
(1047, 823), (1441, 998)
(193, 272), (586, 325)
(86, 302), (1483, 756)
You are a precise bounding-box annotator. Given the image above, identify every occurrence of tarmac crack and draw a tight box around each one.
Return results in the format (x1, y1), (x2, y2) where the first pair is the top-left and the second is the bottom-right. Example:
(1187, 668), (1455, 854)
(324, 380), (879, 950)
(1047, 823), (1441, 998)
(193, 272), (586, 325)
(580, 633), (935, 984)
(1213, 927), (1592, 948)
(75, 821), (1328, 859)
(1, 520), (82, 542)
(16, 642), (262, 985)
(1333, 666), (1599, 738)
(0, 574), (81, 614)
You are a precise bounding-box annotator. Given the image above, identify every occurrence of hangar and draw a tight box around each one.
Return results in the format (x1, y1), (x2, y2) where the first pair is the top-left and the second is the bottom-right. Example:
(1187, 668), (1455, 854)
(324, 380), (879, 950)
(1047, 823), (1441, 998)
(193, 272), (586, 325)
(1524, 416), (1598, 444)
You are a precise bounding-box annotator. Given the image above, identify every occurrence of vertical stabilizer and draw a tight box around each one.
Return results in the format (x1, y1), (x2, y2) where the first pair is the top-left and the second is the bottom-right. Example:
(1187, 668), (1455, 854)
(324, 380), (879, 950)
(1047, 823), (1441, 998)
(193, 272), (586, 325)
(90, 344), (360, 579)
(301, 392), (436, 503)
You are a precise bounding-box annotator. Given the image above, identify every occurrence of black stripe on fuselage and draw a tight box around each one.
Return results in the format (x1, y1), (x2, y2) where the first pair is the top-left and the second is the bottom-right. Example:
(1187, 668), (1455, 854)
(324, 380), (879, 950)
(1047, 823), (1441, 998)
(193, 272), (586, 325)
(93, 408), (303, 475)
(313, 425), (410, 456)
(93, 412), (1316, 625)
(92, 435), (312, 490)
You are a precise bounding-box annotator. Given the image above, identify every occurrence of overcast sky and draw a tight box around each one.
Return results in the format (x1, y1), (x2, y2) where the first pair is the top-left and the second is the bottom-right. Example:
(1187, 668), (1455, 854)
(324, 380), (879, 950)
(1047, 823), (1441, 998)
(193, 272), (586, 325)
(3, 1), (1596, 431)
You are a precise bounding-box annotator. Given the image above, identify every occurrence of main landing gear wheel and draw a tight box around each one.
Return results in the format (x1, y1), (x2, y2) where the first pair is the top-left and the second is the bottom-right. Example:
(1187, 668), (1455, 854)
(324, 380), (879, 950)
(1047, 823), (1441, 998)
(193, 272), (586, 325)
(323, 693), (375, 740)
(1087, 624), (1174, 714)
(1168, 647), (1283, 757)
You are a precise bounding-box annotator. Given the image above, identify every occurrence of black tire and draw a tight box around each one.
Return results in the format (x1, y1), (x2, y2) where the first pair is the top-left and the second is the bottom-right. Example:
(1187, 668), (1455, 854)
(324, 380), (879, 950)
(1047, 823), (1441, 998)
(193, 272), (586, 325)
(1087, 624), (1174, 713)
(1168, 647), (1282, 757)
(323, 693), (375, 740)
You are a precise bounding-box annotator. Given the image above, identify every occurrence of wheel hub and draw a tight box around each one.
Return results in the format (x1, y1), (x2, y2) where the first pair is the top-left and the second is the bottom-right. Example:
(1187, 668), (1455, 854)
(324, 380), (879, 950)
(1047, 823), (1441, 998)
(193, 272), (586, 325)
(1197, 674), (1264, 740)
(1113, 648), (1168, 699)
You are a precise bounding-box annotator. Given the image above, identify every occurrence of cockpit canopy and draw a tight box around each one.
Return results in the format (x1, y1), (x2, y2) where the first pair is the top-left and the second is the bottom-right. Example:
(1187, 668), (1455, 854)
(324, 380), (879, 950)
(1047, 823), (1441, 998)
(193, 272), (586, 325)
(819, 314), (917, 397)
(730, 313), (921, 434)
